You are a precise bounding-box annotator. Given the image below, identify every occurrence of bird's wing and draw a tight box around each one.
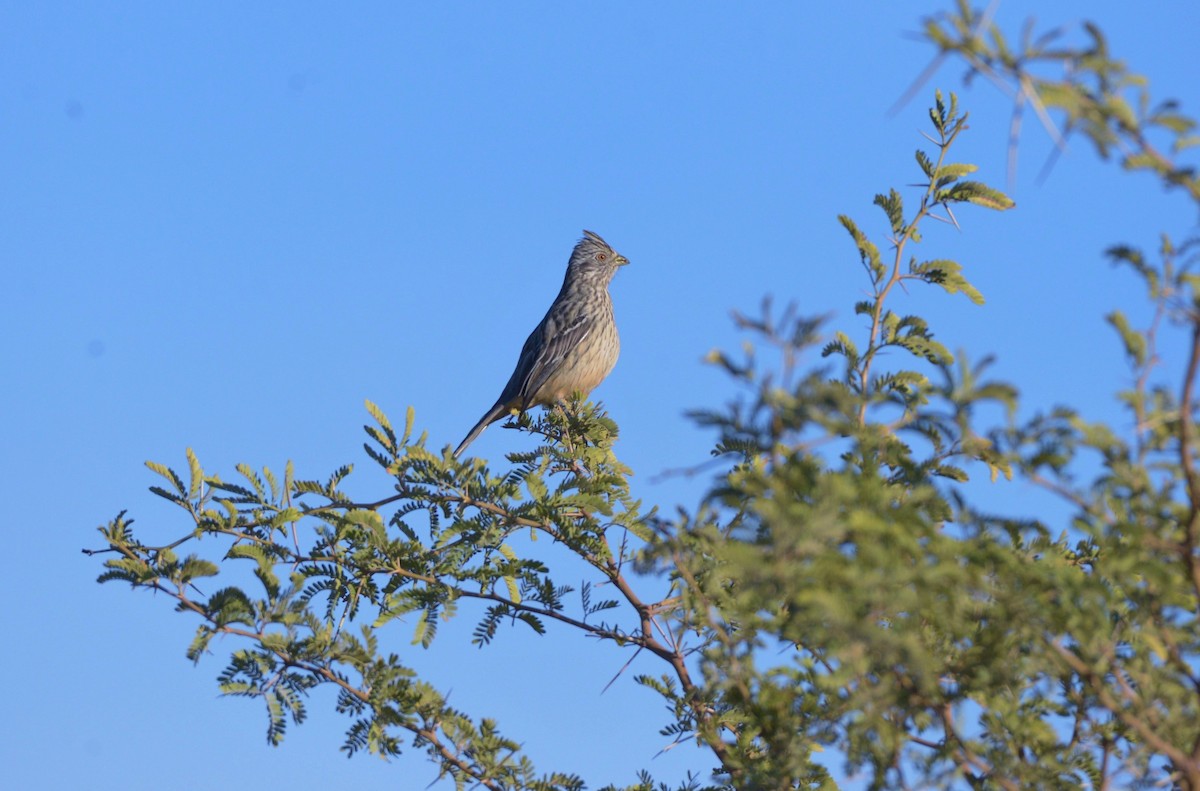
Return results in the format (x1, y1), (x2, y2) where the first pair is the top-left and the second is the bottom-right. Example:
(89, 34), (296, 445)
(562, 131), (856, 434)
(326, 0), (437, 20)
(456, 312), (593, 458)
(513, 311), (593, 405)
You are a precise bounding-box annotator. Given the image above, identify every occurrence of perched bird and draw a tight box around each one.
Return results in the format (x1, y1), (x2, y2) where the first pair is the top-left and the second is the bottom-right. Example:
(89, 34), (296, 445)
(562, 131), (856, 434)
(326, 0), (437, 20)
(454, 230), (629, 457)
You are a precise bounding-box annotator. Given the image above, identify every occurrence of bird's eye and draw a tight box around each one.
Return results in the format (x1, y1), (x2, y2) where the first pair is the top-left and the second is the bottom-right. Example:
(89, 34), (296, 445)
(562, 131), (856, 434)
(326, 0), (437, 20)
(596, 253), (607, 262)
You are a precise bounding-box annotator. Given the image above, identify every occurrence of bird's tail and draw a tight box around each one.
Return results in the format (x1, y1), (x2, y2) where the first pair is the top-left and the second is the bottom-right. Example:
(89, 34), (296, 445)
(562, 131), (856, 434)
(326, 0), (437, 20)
(454, 404), (505, 458)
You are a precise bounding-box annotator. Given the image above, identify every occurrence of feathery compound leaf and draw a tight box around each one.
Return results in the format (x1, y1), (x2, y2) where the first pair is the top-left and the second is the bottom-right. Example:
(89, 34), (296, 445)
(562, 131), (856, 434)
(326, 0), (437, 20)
(371, 593), (422, 629)
(205, 587), (256, 628)
(838, 214), (885, 285)
(402, 405), (415, 446)
(186, 448), (203, 499)
(144, 459), (172, 481)
(365, 399), (391, 434)
(930, 90), (949, 133)
(236, 463), (266, 500)
(265, 466), (283, 502)
(186, 626), (214, 663)
(516, 612), (545, 635)
(942, 180), (1015, 210)
(227, 545), (282, 598)
(146, 460), (187, 497)
(873, 189), (905, 234)
(1106, 310), (1147, 366)
(504, 575), (521, 604)
(179, 556), (219, 584)
(149, 485), (186, 505)
(932, 463), (968, 482)
(915, 148), (936, 178)
(473, 605), (505, 646)
(1174, 134), (1200, 153)
(499, 544), (522, 603)
(618, 512), (654, 542)
(896, 334), (952, 365)
(411, 608), (436, 647)
(820, 331), (860, 364)
(932, 162), (978, 184)
(911, 259), (985, 304)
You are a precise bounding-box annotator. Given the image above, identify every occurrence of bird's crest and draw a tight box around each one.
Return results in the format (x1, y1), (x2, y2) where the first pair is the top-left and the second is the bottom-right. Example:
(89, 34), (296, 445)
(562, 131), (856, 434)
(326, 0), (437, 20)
(576, 229), (614, 256)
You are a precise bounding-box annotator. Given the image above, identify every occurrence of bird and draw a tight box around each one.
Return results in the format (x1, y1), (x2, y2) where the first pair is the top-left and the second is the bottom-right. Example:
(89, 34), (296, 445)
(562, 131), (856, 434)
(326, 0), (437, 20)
(454, 230), (629, 458)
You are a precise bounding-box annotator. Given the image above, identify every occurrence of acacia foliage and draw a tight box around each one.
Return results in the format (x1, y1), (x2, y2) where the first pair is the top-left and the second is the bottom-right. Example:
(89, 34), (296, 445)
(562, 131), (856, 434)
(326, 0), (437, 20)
(90, 7), (1200, 790)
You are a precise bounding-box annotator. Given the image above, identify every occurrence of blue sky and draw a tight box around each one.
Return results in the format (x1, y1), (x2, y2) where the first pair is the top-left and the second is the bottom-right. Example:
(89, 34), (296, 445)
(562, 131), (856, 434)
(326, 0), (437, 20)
(3, 2), (1197, 789)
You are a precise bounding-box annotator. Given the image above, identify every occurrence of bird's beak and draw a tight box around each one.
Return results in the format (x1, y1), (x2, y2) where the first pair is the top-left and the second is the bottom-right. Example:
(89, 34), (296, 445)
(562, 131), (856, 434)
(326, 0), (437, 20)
(615, 254), (630, 266)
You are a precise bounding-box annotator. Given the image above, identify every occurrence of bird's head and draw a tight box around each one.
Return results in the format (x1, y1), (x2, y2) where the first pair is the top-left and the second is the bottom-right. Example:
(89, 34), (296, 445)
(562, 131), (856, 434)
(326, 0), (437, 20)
(566, 230), (629, 284)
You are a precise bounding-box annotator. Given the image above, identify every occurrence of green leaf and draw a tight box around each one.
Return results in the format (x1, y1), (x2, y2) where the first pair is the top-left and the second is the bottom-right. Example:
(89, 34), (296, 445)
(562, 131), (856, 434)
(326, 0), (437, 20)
(259, 632), (290, 653)
(146, 460), (187, 498)
(915, 149), (936, 178)
(933, 463), (968, 482)
(838, 214), (885, 285)
(186, 448), (203, 499)
(1105, 94), (1138, 131)
(896, 334), (952, 365)
(911, 259), (985, 304)
(941, 180), (1015, 210)
(930, 90), (947, 133)
(365, 399), (391, 434)
(236, 463), (266, 500)
(932, 162), (978, 184)
(149, 485), (186, 505)
(372, 594), (422, 629)
(516, 612), (545, 635)
(402, 405), (416, 446)
(1174, 134), (1200, 153)
(227, 545), (281, 598)
(821, 330), (860, 366)
(1122, 152), (1161, 172)
(205, 587), (256, 628)
(1106, 310), (1147, 366)
(263, 465), (280, 502)
(186, 626), (214, 663)
(411, 608), (437, 647)
(525, 471), (548, 501)
(346, 509), (387, 544)
(499, 544), (522, 603)
(873, 189), (905, 234)
(180, 556), (220, 584)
